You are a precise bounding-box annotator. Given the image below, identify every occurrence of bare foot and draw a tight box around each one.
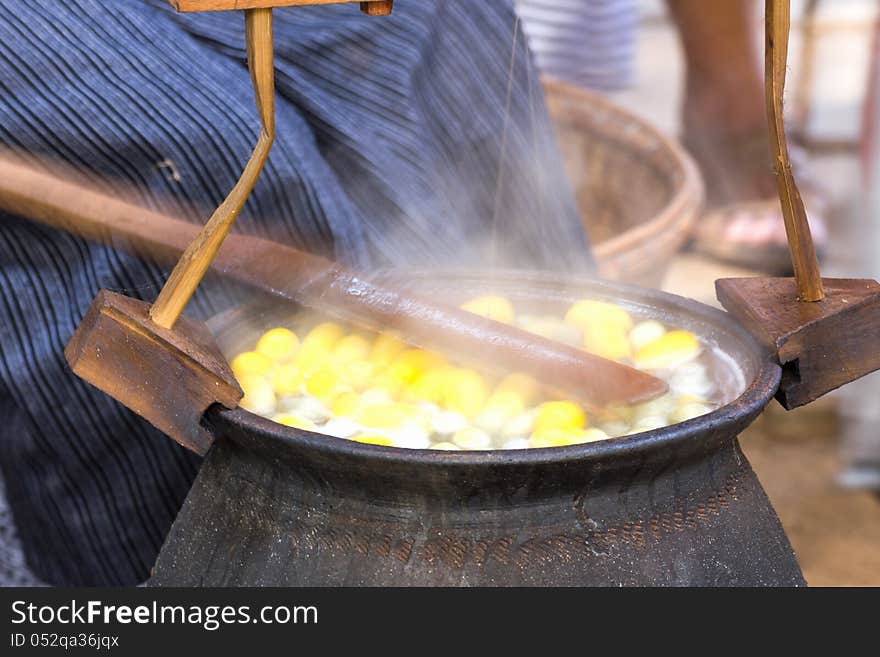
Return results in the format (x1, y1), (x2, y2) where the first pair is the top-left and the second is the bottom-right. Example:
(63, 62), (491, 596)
(682, 97), (829, 272)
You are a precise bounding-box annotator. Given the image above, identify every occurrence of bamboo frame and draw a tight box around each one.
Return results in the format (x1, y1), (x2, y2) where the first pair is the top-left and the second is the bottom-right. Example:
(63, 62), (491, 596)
(149, 8), (275, 328)
(169, 1), (389, 12)
(765, 0), (825, 301)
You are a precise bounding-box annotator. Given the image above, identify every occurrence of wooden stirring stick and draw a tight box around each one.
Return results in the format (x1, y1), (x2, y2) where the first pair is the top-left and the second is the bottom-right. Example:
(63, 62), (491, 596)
(0, 155), (668, 410)
(764, 0), (824, 302)
(716, 0), (880, 410)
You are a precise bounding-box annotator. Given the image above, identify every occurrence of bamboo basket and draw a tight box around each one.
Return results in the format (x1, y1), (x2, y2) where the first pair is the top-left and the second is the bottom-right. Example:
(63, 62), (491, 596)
(544, 80), (704, 287)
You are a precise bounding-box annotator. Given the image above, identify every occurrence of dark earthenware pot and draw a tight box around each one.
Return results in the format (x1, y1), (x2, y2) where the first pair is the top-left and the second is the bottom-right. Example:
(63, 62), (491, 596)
(149, 271), (802, 586)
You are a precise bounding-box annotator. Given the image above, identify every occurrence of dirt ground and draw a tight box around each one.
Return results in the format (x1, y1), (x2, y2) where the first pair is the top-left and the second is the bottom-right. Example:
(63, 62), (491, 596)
(742, 400), (880, 586)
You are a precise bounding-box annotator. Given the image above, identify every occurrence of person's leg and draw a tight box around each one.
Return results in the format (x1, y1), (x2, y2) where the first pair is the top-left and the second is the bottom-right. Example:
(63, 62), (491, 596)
(668, 0), (776, 202)
(667, 0), (828, 271)
(668, 0), (767, 143)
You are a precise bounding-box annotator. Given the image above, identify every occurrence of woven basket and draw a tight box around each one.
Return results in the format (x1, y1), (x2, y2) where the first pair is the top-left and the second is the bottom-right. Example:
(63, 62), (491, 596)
(544, 80), (704, 287)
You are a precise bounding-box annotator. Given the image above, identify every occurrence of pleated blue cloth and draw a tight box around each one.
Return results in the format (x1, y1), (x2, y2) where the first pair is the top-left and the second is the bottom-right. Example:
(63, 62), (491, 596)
(516, 0), (638, 91)
(0, 0), (593, 585)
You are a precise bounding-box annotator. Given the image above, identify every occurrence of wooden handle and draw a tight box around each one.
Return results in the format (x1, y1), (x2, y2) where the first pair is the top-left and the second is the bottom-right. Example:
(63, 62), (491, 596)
(360, 1), (393, 15)
(169, 0), (389, 11)
(766, 0), (825, 301)
(0, 156), (668, 407)
(149, 8), (275, 328)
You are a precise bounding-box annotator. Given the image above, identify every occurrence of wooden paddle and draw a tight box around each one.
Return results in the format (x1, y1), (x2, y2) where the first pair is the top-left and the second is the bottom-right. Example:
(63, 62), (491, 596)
(0, 153), (667, 404)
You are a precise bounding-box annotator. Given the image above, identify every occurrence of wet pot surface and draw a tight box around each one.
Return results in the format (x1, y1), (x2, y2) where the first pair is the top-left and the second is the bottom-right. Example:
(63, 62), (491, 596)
(150, 271), (803, 586)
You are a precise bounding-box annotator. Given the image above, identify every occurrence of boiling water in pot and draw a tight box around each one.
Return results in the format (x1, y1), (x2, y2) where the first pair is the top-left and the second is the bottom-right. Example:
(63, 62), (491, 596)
(222, 294), (746, 450)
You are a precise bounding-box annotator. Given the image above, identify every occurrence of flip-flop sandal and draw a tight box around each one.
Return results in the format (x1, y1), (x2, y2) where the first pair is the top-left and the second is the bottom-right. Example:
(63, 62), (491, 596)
(682, 130), (830, 274)
(692, 197), (828, 274)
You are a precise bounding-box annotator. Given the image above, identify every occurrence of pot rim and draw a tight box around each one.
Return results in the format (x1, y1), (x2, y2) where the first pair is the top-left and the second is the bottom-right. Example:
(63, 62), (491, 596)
(207, 269), (782, 470)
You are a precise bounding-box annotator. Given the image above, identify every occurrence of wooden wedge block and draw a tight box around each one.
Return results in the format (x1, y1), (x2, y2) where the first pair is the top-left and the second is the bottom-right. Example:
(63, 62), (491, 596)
(65, 290), (242, 455)
(717, 277), (880, 409)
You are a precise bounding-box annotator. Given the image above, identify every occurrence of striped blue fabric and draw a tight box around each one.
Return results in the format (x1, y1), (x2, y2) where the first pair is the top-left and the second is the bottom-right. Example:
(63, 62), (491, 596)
(0, 0), (593, 585)
(516, 0), (638, 91)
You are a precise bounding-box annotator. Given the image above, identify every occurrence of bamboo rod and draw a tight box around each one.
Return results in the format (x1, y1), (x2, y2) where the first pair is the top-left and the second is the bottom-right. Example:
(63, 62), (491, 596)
(765, 0), (825, 301)
(149, 7), (275, 328)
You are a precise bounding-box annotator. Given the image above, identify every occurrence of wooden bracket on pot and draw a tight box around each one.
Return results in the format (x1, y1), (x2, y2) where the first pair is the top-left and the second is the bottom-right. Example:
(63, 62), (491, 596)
(65, 291), (242, 455)
(716, 277), (880, 409)
(716, 1), (880, 410)
(62, 7), (275, 453)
